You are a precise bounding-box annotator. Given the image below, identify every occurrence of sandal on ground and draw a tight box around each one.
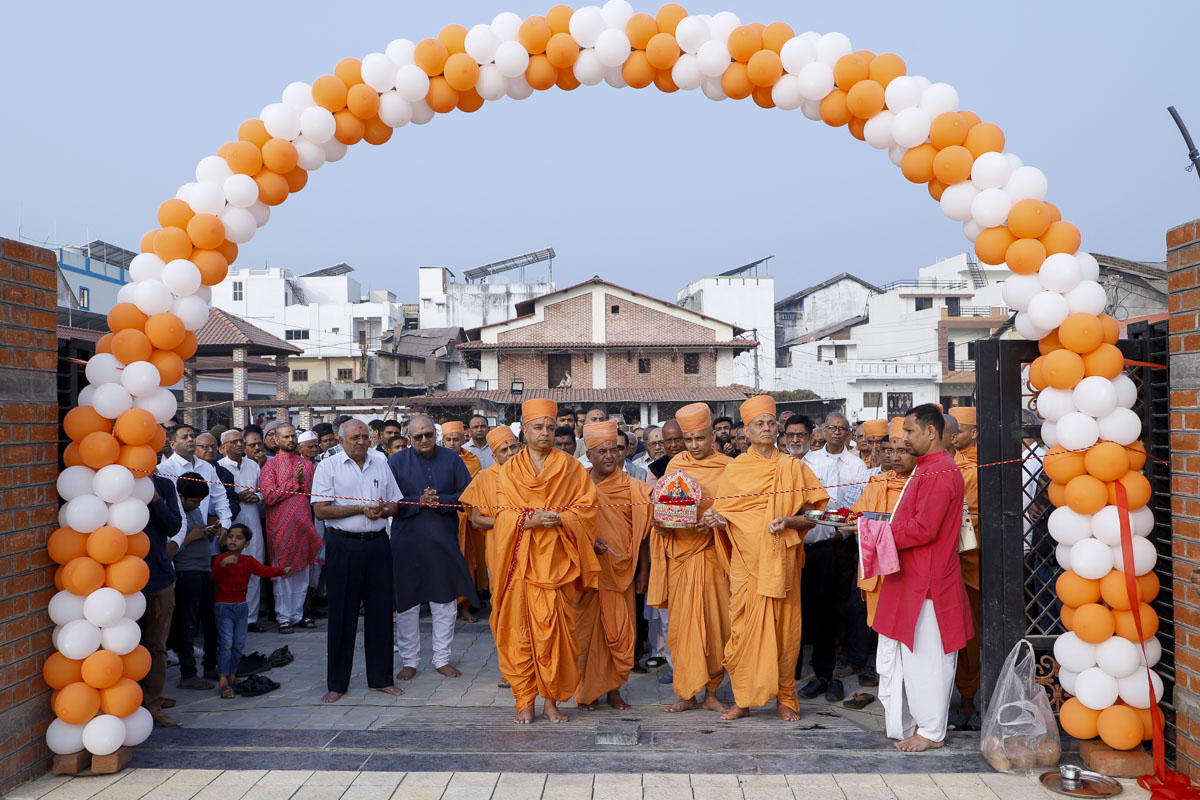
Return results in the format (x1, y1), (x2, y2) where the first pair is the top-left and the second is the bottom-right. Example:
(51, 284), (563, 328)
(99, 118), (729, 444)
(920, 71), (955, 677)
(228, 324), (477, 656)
(278, 624), (294, 634)
(298, 617), (316, 629)
(645, 657), (667, 668)
(236, 674), (280, 697)
(177, 677), (214, 690)
(843, 692), (875, 710)
(858, 666), (879, 686)
(268, 646), (294, 668)
(220, 685), (235, 699)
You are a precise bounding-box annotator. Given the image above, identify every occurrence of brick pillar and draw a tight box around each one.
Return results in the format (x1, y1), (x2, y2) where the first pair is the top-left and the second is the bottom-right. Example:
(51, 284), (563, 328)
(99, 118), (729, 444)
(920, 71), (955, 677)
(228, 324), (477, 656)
(232, 346), (248, 429)
(182, 360), (197, 427)
(1167, 219), (1200, 777)
(275, 355), (289, 424)
(299, 407), (314, 429)
(0, 239), (62, 794)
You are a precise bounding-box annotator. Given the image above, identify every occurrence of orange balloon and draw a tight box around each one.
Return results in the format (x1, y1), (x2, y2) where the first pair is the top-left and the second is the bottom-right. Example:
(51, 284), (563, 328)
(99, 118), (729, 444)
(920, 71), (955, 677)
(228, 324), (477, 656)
(621, 51), (654, 89)
(362, 115), (394, 143)
(819, 89), (852, 127)
(80, 431), (120, 469)
(1065, 474), (1108, 515)
(1042, 348), (1086, 390)
(1007, 199), (1053, 239)
(157, 199), (194, 230)
(224, 141), (264, 176)
(556, 68), (583, 91)
(1083, 343), (1124, 379)
(656, 3), (688, 35)
(149, 425), (167, 454)
(44, 652), (84, 690)
(1044, 445), (1087, 484)
(64, 405), (111, 442)
(760, 22), (794, 54)
(153, 226), (193, 262)
(144, 312), (186, 350)
(139, 231), (157, 254)
(174, 330), (199, 360)
(99, 677), (143, 717)
(547, 32), (581, 68)
(746, 49), (782, 88)
(1073, 603), (1116, 644)
(149, 349), (185, 386)
(85, 526), (128, 565)
(846, 79), (884, 118)
(1058, 313), (1104, 354)
(96, 332), (114, 355)
(334, 57), (363, 87)
(216, 239), (239, 266)
(414, 38), (449, 76)
(833, 53), (869, 90)
(106, 555), (150, 594)
(868, 52), (905, 87)
(55, 681), (101, 725)
(1041, 220), (1082, 256)
(645, 32), (679, 70)
(900, 143), (938, 183)
(547, 4), (574, 35)
(652, 69), (678, 94)
(283, 166), (309, 192)
(312, 75), (348, 112)
(1126, 441), (1147, 471)
(1060, 698), (1101, 740)
(1061, 604), (1075, 631)
(185, 214), (225, 251)
(253, 169), (291, 205)
(721, 62), (753, 100)
(261, 138), (299, 174)
(63, 443), (83, 468)
(752, 84), (776, 110)
(346, 83), (382, 119)
(1005, 238), (1047, 275)
(1038, 329), (1064, 355)
(126, 531), (150, 559)
(1100, 570), (1158, 611)
(54, 565), (65, 590)
(238, 119), (271, 147)
(191, 248), (229, 286)
(974, 226), (1016, 267)
(49, 527), (89, 565)
(121, 645), (152, 681)
(728, 25), (763, 63)
(928, 112), (969, 149)
(847, 117), (867, 141)
(117, 444), (158, 478)
(1107, 470), (1151, 510)
(1114, 603), (1158, 642)
(1085, 442), (1130, 482)
(81, 650), (124, 690)
(62, 556), (106, 595)
(526, 54), (559, 90)
(1127, 703), (1162, 742)
(624, 13), (658, 50)
(1046, 480), (1067, 509)
(928, 179), (947, 202)
(1099, 314), (1120, 345)
(932, 145), (974, 185)
(434, 22), (466, 54)
(107, 302), (149, 334)
(963, 122), (1005, 158)
(443, 52), (481, 93)
(425, 77), (459, 114)
(1056, 570), (1101, 607)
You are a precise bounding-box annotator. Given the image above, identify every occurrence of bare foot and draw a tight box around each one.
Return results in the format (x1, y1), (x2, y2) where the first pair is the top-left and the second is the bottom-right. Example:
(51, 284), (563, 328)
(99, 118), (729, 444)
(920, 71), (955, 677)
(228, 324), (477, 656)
(322, 691), (344, 704)
(776, 704), (800, 722)
(461, 609), (478, 623)
(436, 664), (462, 678)
(543, 700), (569, 723)
(702, 693), (730, 713)
(396, 666), (417, 681)
(577, 701), (598, 711)
(606, 689), (631, 710)
(514, 706), (535, 724)
(370, 685), (405, 697)
(665, 697), (698, 713)
(720, 705), (750, 721)
(895, 734), (945, 752)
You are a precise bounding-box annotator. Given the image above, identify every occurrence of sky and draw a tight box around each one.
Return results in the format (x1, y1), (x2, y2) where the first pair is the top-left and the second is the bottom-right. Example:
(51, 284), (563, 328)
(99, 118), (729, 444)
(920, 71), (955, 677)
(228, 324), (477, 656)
(2, 1), (1196, 307)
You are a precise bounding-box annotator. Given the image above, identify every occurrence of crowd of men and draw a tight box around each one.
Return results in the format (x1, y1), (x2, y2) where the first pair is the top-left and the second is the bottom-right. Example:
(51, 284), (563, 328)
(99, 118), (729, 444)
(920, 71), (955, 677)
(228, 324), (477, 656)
(137, 398), (981, 754)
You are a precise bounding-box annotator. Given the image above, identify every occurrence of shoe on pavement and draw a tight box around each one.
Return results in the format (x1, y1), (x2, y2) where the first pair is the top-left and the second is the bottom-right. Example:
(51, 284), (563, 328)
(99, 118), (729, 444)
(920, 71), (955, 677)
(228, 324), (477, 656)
(153, 711), (182, 728)
(798, 677), (827, 699)
(858, 665), (879, 686)
(825, 679), (845, 702)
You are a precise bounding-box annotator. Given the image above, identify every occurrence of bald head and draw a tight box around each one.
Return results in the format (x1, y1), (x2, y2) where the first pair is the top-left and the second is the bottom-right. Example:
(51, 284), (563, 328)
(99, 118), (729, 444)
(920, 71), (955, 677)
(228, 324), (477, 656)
(194, 432), (218, 464)
(661, 419), (685, 458)
(941, 414), (958, 454)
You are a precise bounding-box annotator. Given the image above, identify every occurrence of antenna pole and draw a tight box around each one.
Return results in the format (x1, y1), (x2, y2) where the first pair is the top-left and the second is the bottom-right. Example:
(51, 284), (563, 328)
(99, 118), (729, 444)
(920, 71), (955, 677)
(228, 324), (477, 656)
(1168, 106), (1200, 184)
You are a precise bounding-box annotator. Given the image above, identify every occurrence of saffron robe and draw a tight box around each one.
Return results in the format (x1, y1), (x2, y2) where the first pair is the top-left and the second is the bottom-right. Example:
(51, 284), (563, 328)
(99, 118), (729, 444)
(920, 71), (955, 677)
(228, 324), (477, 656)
(456, 449), (489, 591)
(954, 445), (982, 700)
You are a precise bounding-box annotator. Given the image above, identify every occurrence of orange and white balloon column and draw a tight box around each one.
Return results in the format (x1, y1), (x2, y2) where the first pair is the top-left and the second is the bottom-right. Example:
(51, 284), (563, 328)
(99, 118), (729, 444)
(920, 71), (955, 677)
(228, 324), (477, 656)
(46, 1), (1159, 755)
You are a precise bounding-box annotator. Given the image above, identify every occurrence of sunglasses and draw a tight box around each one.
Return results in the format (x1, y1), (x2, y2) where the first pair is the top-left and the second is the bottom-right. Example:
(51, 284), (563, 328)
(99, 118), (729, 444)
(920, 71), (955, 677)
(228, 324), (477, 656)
(411, 432), (436, 440)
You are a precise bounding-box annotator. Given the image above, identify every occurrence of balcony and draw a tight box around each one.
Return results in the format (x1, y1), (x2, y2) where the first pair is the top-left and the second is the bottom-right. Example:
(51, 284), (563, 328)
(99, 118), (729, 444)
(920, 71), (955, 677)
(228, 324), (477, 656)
(878, 279), (974, 298)
(946, 305), (1007, 318)
(837, 360), (941, 383)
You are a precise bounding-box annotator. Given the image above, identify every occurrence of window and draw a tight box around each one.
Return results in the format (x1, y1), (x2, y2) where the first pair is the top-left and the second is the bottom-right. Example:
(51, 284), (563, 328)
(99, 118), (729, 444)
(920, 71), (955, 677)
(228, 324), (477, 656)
(915, 297), (933, 311)
(834, 345), (847, 362)
(232, 281), (243, 301)
(611, 304), (620, 314)
(946, 297), (961, 316)
(336, 368), (354, 381)
(291, 369), (308, 382)
(638, 358), (651, 374)
(863, 392), (883, 409)
(78, 286), (90, 310)
(400, 359), (411, 377)
(331, 327), (339, 334)
(548, 354), (571, 387)
(683, 353), (700, 375)
(887, 391), (913, 417)
(284, 329), (310, 341)
(947, 341), (956, 365)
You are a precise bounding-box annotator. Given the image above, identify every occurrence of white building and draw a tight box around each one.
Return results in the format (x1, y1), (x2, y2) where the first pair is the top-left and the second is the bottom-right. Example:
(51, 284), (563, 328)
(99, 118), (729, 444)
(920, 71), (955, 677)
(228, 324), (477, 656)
(677, 272), (775, 390)
(774, 273), (881, 369)
(56, 241), (132, 316)
(418, 266), (554, 331)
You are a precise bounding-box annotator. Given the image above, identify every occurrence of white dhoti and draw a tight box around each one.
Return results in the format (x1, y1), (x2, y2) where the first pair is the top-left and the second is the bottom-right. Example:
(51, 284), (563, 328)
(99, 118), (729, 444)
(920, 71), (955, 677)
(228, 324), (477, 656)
(877, 598), (958, 742)
(396, 601), (457, 670)
(275, 567), (310, 626)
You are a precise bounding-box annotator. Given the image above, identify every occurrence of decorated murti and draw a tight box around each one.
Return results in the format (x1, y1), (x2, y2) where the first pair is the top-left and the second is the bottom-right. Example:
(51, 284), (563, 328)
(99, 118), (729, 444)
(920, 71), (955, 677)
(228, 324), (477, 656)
(653, 469), (701, 528)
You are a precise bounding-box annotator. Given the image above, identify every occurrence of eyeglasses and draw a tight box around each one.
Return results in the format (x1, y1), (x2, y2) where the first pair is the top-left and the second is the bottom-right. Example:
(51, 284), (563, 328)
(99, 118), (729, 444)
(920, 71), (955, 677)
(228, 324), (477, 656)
(411, 432), (436, 440)
(824, 425), (849, 434)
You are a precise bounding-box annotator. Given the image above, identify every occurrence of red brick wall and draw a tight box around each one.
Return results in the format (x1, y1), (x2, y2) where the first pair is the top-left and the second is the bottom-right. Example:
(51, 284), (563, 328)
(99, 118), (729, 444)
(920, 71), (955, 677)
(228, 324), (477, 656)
(496, 294), (591, 344)
(0, 239), (61, 794)
(603, 292), (716, 342)
(498, 352), (593, 390)
(605, 349), (717, 388)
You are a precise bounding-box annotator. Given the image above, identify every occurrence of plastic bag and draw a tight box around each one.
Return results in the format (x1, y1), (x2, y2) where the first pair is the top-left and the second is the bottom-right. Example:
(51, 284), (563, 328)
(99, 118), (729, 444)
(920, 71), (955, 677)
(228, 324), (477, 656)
(980, 639), (1062, 775)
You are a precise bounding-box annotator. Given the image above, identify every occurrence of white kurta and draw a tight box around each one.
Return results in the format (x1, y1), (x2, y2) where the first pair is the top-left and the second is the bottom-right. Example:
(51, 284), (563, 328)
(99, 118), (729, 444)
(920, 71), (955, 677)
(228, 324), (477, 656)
(877, 598), (958, 742)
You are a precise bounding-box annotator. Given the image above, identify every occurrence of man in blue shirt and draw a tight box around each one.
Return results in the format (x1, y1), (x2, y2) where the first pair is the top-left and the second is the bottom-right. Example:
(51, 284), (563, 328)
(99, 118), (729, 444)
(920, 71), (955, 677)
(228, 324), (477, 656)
(139, 474), (184, 727)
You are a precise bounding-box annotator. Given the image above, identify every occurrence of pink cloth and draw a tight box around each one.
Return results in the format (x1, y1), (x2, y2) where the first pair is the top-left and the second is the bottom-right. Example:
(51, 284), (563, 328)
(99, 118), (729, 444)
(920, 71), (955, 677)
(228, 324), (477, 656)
(259, 452), (322, 572)
(858, 517), (901, 581)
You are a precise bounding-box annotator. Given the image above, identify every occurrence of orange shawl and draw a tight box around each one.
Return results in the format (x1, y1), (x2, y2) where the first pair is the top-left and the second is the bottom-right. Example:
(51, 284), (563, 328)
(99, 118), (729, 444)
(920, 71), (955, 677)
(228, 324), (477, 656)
(955, 446), (980, 590)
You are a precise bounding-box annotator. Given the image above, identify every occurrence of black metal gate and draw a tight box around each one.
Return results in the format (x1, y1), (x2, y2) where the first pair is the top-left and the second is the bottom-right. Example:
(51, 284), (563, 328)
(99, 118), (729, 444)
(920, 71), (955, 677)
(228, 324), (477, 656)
(977, 320), (1175, 763)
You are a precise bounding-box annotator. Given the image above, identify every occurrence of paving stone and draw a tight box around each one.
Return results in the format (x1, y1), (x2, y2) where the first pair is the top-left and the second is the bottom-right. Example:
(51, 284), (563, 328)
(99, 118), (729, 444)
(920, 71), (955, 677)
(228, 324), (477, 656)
(881, 774), (937, 787)
(641, 774), (689, 787)
(692, 789), (744, 800)
(87, 785), (155, 800)
(495, 773), (546, 787)
(447, 772), (499, 788)
(291, 788), (348, 800)
(351, 773), (404, 787)
(689, 775), (740, 788)
(741, 790), (797, 800)
(889, 789), (949, 800)
(161, 772), (223, 787)
(644, 789), (693, 800)
(441, 789), (495, 800)
(738, 775), (789, 787)
(834, 773), (888, 788)
(784, 774), (838, 788)
(398, 773), (452, 788)
(929, 774), (985, 787)
(544, 774), (595, 787)
(258, 771), (314, 786)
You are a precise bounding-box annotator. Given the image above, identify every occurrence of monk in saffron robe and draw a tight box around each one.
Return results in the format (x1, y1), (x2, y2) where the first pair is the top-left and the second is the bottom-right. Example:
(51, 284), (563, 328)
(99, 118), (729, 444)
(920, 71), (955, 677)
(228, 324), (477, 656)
(575, 420), (651, 710)
(443, 420), (486, 620)
(648, 402), (732, 714)
(853, 417), (915, 627)
(712, 395), (829, 721)
(949, 406), (982, 728)
(491, 399), (600, 724)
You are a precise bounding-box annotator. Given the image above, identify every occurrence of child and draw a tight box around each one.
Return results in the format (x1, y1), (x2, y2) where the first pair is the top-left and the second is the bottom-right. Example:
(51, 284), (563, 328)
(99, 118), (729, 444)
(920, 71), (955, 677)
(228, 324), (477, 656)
(211, 523), (290, 698)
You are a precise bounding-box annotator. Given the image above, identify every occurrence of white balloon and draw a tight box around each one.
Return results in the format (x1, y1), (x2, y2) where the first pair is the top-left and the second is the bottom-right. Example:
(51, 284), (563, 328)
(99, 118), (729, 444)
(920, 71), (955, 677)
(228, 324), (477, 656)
(190, 181), (228, 216)
(281, 81), (314, 110)
(1064, 280), (1107, 316)
(1073, 376), (1118, 419)
(133, 387), (177, 424)
(701, 76), (726, 101)
(248, 202), (270, 228)
(507, 74), (534, 100)
(1057, 411), (1100, 452)
(64, 495), (109, 533)
(49, 590), (87, 625)
(1058, 667), (1079, 696)
(1005, 152), (1025, 172)
(1138, 636), (1162, 668)
(707, 11), (742, 43)
(131, 477), (155, 504)
(568, 6), (606, 48)
(779, 37), (815, 74)
(58, 465), (96, 502)
(394, 65), (432, 103)
(52, 624), (63, 650)
(78, 385), (96, 407)
(122, 590), (146, 621)
(674, 17), (711, 54)
(360, 52), (396, 92)
(218, 206), (256, 244)
(194, 285), (212, 304)
(1039, 253), (1082, 294)
(83, 715), (127, 757)
(889, 144), (909, 168)
(123, 707), (155, 747)
(595, 28), (631, 68)
(465, 24), (500, 65)
(1131, 505), (1155, 538)
(83, 587), (127, 628)
(574, 50), (605, 85)
(1005, 166), (1049, 202)
(815, 32), (852, 66)
(601, 0), (635, 29)
(293, 136), (326, 171)
(770, 75), (803, 110)
(1048, 506), (1093, 546)
(1026, 291), (1070, 331)
(939, 182), (979, 222)
(1091, 505), (1126, 546)
(475, 66), (508, 100)
(323, 137), (350, 160)
(494, 40), (531, 78)
(162, 259), (202, 297)
(1117, 668), (1164, 709)
(971, 151), (1012, 191)
(47, 719), (88, 755)
(132, 279), (174, 317)
(99, 617), (142, 655)
(108, 497), (150, 535)
(1096, 636), (1141, 679)
(1054, 631), (1097, 672)
(1013, 311), (1051, 341)
(891, 107), (932, 148)
(195, 155), (232, 185)
(1071, 538), (1115, 580)
(93, 464), (135, 504)
(1056, 541), (1072, 570)
(121, 361), (161, 398)
(970, 188), (1012, 229)
(260, 103), (301, 140)
(1001, 274), (1043, 313)
(1111, 536), (1157, 576)
(58, 618), (102, 660)
(374, 92), (410, 128)
(116, 284), (137, 304)
(696, 40), (731, 77)
(919, 82), (959, 117)
(386, 38), (416, 67)
(1074, 667), (1120, 710)
(1041, 420), (1059, 448)
(1098, 407), (1142, 447)
(884, 75), (922, 112)
(128, 253), (165, 284)
(85, 354), (123, 387)
(800, 99), (823, 121)
(863, 111), (896, 149)
(223, 174), (259, 208)
(795, 62), (835, 101)
(603, 65), (627, 89)
(1076, 252), (1101, 282)
(298, 105), (336, 145)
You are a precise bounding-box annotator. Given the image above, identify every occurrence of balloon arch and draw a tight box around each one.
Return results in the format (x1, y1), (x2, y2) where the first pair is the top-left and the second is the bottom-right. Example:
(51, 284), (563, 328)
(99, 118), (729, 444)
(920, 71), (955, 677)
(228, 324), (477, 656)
(46, 1), (1161, 760)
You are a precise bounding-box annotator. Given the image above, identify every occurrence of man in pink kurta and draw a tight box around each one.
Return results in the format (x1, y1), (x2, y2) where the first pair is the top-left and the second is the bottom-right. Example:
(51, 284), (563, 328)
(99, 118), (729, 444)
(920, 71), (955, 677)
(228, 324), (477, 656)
(259, 424), (323, 633)
(873, 404), (973, 753)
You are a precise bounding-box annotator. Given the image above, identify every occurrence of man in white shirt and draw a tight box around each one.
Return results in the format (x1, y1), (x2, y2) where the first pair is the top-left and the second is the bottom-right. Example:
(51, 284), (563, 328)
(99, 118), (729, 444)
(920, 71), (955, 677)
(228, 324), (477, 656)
(218, 428), (266, 631)
(159, 424), (232, 545)
(799, 413), (870, 701)
(462, 414), (494, 469)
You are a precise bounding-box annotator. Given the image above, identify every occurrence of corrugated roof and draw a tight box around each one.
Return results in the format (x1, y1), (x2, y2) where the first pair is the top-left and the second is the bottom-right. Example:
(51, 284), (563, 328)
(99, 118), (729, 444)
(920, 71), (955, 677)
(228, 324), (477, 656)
(775, 273), (882, 309)
(457, 339), (759, 351)
(195, 307), (303, 356)
(408, 386), (757, 406)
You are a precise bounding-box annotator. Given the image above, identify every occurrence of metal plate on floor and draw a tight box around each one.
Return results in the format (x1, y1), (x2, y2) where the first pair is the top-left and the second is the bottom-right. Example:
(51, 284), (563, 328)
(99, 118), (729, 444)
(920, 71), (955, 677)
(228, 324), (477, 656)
(1040, 765), (1122, 797)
